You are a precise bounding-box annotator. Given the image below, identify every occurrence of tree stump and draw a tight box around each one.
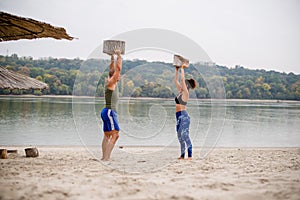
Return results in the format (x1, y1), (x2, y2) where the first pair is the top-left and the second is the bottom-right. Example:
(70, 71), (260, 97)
(173, 54), (189, 68)
(103, 40), (125, 55)
(25, 147), (39, 157)
(0, 149), (8, 159)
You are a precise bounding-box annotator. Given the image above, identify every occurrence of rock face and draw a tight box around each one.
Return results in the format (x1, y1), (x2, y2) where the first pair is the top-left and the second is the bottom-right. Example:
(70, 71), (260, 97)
(25, 147), (39, 157)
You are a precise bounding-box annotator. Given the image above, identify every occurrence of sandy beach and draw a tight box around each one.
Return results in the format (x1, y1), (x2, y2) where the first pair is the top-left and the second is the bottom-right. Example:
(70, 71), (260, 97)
(0, 146), (299, 200)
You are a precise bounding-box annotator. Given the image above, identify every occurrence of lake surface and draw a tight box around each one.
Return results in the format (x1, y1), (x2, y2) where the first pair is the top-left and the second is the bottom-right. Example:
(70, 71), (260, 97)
(0, 96), (299, 147)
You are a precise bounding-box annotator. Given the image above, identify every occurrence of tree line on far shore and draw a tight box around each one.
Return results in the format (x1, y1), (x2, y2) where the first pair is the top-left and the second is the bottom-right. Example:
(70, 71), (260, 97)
(0, 54), (299, 100)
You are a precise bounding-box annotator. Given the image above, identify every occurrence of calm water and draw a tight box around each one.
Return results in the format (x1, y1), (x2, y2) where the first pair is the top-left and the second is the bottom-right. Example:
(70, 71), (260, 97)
(0, 96), (299, 147)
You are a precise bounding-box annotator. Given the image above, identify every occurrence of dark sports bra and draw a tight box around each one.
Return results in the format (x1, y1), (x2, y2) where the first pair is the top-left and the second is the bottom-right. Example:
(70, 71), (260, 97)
(175, 94), (187, 105)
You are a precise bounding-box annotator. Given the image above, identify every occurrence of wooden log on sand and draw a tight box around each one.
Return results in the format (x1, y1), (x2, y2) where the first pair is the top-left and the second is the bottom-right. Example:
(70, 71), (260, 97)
(7, 149), (18, 153)
(0, 149), (8, 159)
(25, 147), (39, 157)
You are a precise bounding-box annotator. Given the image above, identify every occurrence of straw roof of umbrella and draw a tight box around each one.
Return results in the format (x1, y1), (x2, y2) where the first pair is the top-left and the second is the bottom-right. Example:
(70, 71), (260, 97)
(0, 11), (74, 90)
(0, 11), (74, 42)
(0, 66), (48, 90)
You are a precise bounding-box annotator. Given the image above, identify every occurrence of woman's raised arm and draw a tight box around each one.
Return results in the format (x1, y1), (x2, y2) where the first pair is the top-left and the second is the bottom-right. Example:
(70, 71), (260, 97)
(174, 67), (181, 93)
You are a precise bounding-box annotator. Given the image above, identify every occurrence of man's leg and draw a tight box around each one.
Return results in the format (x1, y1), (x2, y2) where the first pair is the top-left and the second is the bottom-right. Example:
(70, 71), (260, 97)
(101, 133), (109, 160)
(104, 131), (119, 160)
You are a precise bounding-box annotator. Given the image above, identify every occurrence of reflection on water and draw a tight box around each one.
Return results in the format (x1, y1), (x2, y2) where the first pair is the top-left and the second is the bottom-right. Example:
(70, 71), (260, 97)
(0, 96), (299, 147)
(222, 101), (300, 147)
(0, 97), (78, 145)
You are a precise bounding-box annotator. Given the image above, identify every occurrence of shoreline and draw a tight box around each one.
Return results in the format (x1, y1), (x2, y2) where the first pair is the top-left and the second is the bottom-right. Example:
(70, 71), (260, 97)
(1, 145), (300, 149)
(0, 94), (299, 103)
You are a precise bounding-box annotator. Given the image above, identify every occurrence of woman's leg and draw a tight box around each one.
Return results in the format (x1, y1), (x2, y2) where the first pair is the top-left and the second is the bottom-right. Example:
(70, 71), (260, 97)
(182, 114), (192, 158)
(177, 131), (186, 158)
(176, 115), (186, 158)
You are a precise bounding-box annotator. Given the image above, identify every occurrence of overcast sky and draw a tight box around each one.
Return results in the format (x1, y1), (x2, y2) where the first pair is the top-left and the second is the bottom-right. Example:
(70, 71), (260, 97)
(0, 0), (299, 74)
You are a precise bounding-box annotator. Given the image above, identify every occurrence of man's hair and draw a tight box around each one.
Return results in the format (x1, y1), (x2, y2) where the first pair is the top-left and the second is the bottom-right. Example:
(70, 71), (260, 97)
(185, 79), (196, 90)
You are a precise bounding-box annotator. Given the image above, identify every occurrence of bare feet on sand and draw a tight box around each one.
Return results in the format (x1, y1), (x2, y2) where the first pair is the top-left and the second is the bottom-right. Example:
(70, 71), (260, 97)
(177, 157), (192, 160)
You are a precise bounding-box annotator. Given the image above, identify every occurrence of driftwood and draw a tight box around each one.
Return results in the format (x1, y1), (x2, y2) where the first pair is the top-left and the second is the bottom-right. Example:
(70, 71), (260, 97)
(7, 149), (18, 153)
(0, 149), (8, 159)
(25, 147), (39, 157)
(0, 66), (48, 90)
(173, 54), (189, 68)
(0, 11), (74, 42)
(103, 40), (125, 55)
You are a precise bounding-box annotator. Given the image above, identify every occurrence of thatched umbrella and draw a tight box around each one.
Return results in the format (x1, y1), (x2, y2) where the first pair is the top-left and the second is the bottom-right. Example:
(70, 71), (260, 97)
(0, 11), (74, 91)
(0, 11), (74, 42)
(0, 66), (48, 90)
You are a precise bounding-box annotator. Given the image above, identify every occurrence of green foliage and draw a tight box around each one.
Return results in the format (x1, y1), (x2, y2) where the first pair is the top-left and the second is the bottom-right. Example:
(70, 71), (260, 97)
(33, 89), (43, 96)
(0, 55), (299, 100)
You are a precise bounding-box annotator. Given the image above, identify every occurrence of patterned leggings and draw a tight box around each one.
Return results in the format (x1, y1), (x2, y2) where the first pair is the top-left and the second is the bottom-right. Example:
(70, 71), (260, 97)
(176, 110), (192, 158)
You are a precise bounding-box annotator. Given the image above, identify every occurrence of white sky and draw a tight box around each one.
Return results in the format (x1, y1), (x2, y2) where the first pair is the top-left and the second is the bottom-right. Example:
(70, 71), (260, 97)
(0, 0), (299, 74)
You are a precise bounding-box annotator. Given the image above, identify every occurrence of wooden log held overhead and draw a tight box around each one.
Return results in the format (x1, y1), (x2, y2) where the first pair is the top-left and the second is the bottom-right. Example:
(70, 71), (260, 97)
(0, 149), (8, 159)
(173, 54), (189, 68)
(103, 40), (125, 55)
(25, 147), (39, 157)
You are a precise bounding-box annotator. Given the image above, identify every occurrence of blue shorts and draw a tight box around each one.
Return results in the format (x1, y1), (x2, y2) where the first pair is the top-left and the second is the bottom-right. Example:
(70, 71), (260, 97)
(100, 108), (120, 132)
